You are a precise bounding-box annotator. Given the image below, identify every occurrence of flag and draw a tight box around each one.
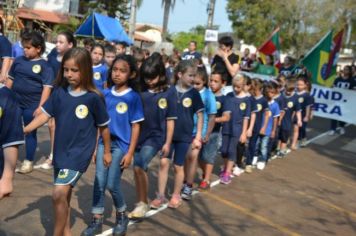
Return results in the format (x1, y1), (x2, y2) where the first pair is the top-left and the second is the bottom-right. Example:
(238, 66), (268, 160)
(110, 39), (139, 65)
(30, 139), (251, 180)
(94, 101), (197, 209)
(258, 27), (281, 68)
(301, 30), (333, 86)
(323, 29), (344, 86)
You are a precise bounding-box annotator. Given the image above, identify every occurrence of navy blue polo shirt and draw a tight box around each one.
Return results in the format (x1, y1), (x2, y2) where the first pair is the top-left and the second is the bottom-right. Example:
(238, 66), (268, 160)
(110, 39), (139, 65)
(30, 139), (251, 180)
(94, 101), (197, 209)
(253, 95), (269, 133)
(42, 87), (110, 172)
(0, 35), (13, 69)
(9, 56), (54, 109)
(138, 88), (177, 149)
(212, 94), (232, 133)
(274, 93), (287, 113)
(296, 91), (313, 118)
(172, 86), (204, 142)
(93, 64), (108, 92)
(282, 93), (301, 131)
(47, 48), (61, 79)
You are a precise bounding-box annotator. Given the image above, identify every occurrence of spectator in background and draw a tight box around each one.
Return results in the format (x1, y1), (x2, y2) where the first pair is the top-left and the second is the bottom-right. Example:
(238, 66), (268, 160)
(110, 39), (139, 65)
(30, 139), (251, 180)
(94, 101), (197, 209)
(173, 48), (181, 59)
(279, 56), (296, 77)
(0, 17), (13, 84)
(211, 36), (239, 87)
(240, 48), (253, 72)
(114, 41), (126, 55)
(255, 54), (276, 76)
(12, 28), (30, 58)
(142, 49), (150, 59)
(166, 55), (180, 85)
(181, 41), (202, 60)
(83, 38), (95, 52)
(328, 65), (354, 135)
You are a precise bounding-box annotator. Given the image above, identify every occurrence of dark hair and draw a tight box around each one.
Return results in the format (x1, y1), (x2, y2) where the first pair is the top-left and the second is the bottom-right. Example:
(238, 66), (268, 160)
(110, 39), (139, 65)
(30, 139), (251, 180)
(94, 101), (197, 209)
(196, 65), (209, 87)
(266, 54), (274, 65)
(108, 54), (139, 90)
(140, 53), (168, 91)
(55, 48), (99, 95)
(286, 79), (297, 92)
(91, 43), (105, 56)
(142, 49), (150, 57)
(211, 67), (228, 82)
(83, 38), (95, 47)
(243, 74), (252, 86)
(251, 78), (264, 90)
(21, 31), (46, 55)
(296, 74), (308, 84)
(190, 40), (197, 46)
(114, 41), (127, 47)
(104, 44), (116, 54)
(58, 31), (77, 47)
(263, 82), (275, 97)
(174, 59), (196, 84)
(134, 48), (145, 63)
(0, 16), (4, 34)
(218, 36), (234, 49)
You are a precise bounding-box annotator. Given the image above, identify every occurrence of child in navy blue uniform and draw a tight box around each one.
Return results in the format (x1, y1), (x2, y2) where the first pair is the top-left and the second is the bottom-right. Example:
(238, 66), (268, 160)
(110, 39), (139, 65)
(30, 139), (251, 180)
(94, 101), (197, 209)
(161, 60), (204, 208)
(38, 31), (77, 170)
(7, 31), (54, 174)
(91, 44), (108, 92)
(278, 79), (301, 157)
(0, 85), (24, 199)
(182, 65), (217, 199)
(291, 76), (313, 148)
(256, 83), (280, 170)
(245, 79), (269, 173)
(198, 71), (231, 190)
(129, 54), (176, 217)
(24, 48), (111, 236)
(220, 74), (251, 184)
(83, 54), (144, 236)
(0, 17), (13, 84)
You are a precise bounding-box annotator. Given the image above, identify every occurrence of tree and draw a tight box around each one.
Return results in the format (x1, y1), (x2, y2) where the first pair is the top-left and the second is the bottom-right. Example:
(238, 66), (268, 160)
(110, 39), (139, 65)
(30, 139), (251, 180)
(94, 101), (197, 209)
(161, 0), (184, 41)
(172, 25), (206, 52)
(226, 0), (356, 56)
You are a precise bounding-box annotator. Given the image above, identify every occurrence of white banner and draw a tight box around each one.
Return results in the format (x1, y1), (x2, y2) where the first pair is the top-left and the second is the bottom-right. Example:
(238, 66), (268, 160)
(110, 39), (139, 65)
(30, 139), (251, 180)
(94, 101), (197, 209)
(205, 30), (218, 42)
(241, 72), (356, 125)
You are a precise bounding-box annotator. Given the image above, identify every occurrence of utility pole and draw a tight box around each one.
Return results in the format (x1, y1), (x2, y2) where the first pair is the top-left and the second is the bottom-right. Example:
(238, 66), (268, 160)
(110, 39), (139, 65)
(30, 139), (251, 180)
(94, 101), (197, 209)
(128, 0), (137, 42)
(206, 0), (216, 29)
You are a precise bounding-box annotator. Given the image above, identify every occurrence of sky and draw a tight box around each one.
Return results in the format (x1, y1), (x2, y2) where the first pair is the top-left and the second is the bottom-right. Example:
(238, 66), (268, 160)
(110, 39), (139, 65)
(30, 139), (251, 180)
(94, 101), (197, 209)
(136, 0), (232, 33)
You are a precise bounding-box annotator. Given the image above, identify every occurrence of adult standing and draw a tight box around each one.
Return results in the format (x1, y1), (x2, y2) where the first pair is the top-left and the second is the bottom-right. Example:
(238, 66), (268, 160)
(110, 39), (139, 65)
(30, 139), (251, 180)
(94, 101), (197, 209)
(0, 17), (13, 84)
(240, 48), (253, 72)
(211, 36), (239, 88)
(255, 54), (277, 76)
(181, 41), (202, 60)
(279, 56), (296, 78)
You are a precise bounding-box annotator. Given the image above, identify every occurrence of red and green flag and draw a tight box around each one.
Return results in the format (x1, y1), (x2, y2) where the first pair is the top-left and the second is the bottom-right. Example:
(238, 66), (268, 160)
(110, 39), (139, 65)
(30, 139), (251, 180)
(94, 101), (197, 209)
(258, 27), (281, 69)
(324, 29), (344, 86)
(301, 30), (336, 87)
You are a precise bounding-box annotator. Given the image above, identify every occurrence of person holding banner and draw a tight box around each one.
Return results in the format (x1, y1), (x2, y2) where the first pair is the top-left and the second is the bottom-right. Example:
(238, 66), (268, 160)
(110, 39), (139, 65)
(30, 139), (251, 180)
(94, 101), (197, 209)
(328, 65), (354, 135)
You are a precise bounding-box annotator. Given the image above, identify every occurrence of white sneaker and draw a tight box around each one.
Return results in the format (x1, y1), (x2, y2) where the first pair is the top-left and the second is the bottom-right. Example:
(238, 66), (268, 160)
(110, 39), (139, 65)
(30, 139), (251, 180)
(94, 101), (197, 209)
(233, 166), (244, 176)
(128, 201), (149, 219)
(256, 162), (266, 170)
(339, 127), (345, 135)
(328, 130), (336, 136)
(252, 156), (258, 166)
(285, 148), (291, 154)
(34, 158), (53, 170)
(16, 160), (33, 174)
(270, 154), (278, 160)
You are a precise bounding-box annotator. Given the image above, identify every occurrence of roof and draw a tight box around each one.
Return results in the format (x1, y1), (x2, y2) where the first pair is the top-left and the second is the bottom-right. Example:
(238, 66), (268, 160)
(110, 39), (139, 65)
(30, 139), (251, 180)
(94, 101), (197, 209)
(134, 32), (154, 42)
(136, 23), (162, 33)
(16, 8), (70, 24)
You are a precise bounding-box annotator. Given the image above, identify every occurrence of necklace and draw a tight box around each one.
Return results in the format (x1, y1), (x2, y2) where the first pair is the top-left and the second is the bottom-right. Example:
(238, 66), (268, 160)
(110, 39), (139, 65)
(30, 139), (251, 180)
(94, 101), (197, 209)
(176, 90), (185, 103)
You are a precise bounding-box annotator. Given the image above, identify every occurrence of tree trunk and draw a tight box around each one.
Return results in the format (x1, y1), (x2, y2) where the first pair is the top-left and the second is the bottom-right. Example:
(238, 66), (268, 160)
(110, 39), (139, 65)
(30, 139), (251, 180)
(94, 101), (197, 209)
(162, 0), (171, 41)
(129, 0), (137, 41)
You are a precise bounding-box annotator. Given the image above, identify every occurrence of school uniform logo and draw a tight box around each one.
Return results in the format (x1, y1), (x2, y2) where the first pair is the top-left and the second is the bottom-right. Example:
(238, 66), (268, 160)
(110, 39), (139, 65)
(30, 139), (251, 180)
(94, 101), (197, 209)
(75, 105), (89, 119)
(298, 97), (304, 103)
(288, 101), (294, 108)
(116, 102), (128, 114)
(32, 65), (41, 74)
(216, 101), (221, 110)
(257, 104), (262, 111)
(93, 72), (101, 80)
(158, 98), (167, 109)
(240, 102), (246, 111)
(0, 106), (2, 118)
(182, 98), (192, 108)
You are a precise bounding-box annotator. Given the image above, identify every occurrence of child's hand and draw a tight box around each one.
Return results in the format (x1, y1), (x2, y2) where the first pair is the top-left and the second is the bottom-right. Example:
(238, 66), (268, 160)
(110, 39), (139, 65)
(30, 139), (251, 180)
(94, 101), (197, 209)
(160, 143), (170, 158)
(91, 149), (97, 164)
(270, 131), (276, 139)
(203, 134), (210, 144)
(192, 138), (202, 150)
(303, 117), (309, 122)
(239, 133), (247, 144)
(247, 129), (252, 138)
(33, 107), (42, 117)
(120, 154), (133, 169)
(103, 152), (112, 167)
(259, 128), (266, 136)
(297, 120), (302, 127)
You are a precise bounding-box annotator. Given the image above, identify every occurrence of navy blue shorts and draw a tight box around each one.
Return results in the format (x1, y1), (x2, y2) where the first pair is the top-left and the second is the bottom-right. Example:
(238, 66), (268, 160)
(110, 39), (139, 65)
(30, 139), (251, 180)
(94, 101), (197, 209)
(53, 168), (82, 187)
(167, 141), (190, 166)
(278, 129), (291, 143)
(220, 135), (238, 162)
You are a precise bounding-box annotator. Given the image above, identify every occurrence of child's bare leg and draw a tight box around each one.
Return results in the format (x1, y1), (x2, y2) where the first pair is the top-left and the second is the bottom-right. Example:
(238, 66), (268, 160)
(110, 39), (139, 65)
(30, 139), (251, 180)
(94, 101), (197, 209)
(291, 125), (299, 150)
(225, 160), (234, 174)
(48, 118), (55, 157)
(186, 148), (200, 185)
(0, 146), (18, 198)
(63, 187), (72, 236)
(173, 165), (184, 196)
(134, 167), (149, 203)
(158, 158), (170, 196)
(53, 185), (72, 236)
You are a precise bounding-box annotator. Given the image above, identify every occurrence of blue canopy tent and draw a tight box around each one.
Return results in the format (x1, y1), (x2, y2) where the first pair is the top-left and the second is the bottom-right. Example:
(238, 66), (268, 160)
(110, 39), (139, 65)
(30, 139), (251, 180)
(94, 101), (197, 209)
(75, 12), (133, 45)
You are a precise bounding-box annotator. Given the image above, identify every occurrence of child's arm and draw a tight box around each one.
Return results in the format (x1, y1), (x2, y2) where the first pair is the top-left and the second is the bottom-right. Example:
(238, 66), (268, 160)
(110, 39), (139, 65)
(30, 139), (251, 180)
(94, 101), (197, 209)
(260, 111), (270, 135)
(0, 58), (12, 83)
(215, 112), (231, 123)
(278, 110), (285, 126)
(161, 119), (174, 157)
(304, 106), (311, 122)
(247, 112), (256, 138)
(271, 117), (278, 139)
(192, 111), (203, 149)
(297, 111), (302, 127)
(33, 87), (52, 117)
(240, 118), (249, 143)
(99, 126), (112, 167)
(121, 122), (140, 169)
(24, 112), (50, 134)
(203, 114), (216, 143)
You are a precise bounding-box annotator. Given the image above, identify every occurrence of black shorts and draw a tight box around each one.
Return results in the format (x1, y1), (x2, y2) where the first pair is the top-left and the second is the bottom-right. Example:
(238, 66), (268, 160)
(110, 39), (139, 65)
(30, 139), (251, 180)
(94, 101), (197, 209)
(279, 129), (291, 143)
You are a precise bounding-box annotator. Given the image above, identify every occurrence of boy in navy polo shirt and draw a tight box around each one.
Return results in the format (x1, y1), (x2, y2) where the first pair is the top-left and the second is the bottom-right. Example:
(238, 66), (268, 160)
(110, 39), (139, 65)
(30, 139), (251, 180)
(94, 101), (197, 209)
(0, 85), (24, 199)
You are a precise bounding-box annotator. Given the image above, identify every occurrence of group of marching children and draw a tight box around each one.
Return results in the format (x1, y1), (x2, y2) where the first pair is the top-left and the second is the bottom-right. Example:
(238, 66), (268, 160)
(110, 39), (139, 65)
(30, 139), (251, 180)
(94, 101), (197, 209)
(0, 29), (314, 236)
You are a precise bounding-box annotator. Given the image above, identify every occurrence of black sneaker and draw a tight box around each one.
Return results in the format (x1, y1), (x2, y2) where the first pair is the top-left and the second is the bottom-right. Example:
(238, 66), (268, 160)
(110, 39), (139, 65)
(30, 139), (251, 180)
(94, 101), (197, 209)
(181, 184), (193, 200)
(81, 217), (103, 236)
(113, 212), (129, 236)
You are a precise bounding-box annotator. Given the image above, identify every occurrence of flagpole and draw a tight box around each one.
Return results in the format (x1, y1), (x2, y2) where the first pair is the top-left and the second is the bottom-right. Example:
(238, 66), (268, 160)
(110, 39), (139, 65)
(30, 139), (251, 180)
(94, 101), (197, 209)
(302, 30), (333, 60)
(257, 27), (280, 51)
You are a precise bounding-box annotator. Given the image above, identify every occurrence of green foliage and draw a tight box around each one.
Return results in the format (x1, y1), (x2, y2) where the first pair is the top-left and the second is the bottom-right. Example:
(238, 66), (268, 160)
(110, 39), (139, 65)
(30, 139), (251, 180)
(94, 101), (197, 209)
(82, 0), (130, 21)
(172, 25), (206, 51)
(53, 16), (81, 35)
(227, 0), (356, 55)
